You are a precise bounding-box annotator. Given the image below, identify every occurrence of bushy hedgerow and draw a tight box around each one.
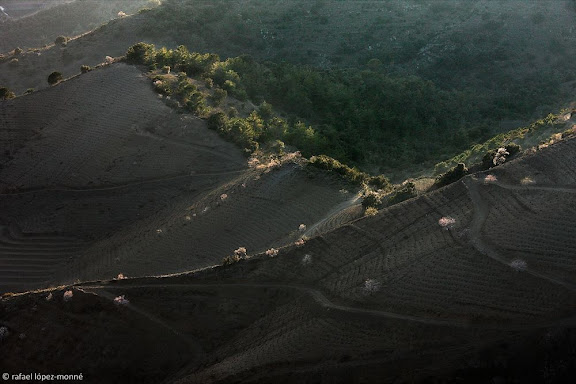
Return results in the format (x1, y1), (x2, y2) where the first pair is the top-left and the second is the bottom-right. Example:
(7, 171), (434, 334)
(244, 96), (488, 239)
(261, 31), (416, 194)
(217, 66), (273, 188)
(438, 113), (566, 173)
(308, 154), (391, 189)
(480, 143), (521, 170)
(434, 163), (468, 188)
(309, 155), (369, 185)
(388, 182), (417, 205)
(126, 42), (155, 65)
(362, 191), (382, 209)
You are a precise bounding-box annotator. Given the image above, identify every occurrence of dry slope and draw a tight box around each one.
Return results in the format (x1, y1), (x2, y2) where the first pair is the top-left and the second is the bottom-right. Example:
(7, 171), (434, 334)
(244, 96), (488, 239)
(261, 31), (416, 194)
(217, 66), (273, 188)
(0, 62), (357, 293)
(2, 137), (576, 383)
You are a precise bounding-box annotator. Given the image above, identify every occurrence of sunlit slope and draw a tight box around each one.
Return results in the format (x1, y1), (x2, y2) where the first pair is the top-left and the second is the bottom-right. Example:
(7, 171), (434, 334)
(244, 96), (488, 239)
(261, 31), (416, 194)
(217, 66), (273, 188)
(0, 0), (70, 19)
(0, 0), (153, 53)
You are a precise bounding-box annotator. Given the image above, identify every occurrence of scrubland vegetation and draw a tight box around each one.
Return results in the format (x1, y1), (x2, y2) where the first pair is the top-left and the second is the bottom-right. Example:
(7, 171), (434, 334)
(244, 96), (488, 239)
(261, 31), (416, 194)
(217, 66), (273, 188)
(124, 40), (575, 184)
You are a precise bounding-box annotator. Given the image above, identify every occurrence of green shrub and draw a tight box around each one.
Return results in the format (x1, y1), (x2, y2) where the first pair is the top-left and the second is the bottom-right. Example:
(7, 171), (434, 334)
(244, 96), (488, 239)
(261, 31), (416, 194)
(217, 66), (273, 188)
(227, 107), (238, 118)
(207, 112), (228, 133)
(270, 140), (286, 155)
(308, 154), (383, 186)
(434, 163), (468, 188)
(505, 143), (521, 158)
(126, 42), (155, 65)
(388, 182), (417, 206)
(47, 72), (63, 85)
(369, 175), (391, 190)
(364, 207), (379, 216)
(362, 191), (382, 208)
(80, 65), (92, 73)
(0, 87), (15, 100)
(211, 88), (227, 106)
(258, 101), (274, 120)
(55, 36), (68, 46)
(562, 127), (576, 139)
(222, 255), (242, 265)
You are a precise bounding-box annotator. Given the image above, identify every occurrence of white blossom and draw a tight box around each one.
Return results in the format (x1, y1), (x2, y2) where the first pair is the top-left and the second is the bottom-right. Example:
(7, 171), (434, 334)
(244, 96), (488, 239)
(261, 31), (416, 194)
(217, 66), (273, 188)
(63, 290), (73, 302)
(265, 248), (279, 257)
(438, 216), (456, 229)
(510, 259), (527, 272)
(114, 295), (130, 306)
(484, 174), (497, 183)
(234, 247), (247, 258)
(0, 326), (9, 341)
(493, 147), (510, 166)
(363, 279), (381, 294)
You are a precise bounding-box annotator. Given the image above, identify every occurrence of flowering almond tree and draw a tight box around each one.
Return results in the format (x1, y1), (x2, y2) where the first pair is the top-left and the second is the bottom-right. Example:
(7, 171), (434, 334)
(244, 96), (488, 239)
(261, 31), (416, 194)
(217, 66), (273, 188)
(265, 248), (279, 257)
(63, 290), (73, 302)
(493, 147), (510, 166)
(510, 259), (527, 272)
(363, 279), (381, 294)
(114, 295), (130, 306)
(438, 216), (456, 229)
(484, 174), (497, 183)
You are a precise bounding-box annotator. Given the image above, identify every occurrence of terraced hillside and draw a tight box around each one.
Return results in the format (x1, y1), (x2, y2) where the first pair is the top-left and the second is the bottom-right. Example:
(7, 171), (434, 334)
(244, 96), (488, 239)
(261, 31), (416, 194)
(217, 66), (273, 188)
(0, 0), (70, 20)
(0, 62), (358, 293)
(2, 137), (575, 383)
(0, 0), (154, 53)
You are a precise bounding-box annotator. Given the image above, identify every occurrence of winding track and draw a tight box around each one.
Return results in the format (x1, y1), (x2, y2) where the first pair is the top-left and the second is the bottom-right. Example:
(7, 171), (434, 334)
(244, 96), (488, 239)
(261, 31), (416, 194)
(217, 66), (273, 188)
(76, 286), (205, 357)
(68, 174), (576, 335)
(76, 281), (576, 332)
(463, 176), (576, 292)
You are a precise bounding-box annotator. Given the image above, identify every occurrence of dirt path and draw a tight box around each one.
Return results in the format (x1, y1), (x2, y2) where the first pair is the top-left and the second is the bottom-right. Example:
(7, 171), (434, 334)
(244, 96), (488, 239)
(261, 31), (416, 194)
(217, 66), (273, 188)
(77, 281), (576, 331)
(463, 176), (576, 292)
(76, 286), (205, 357)
(79, 282), (476, 327)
